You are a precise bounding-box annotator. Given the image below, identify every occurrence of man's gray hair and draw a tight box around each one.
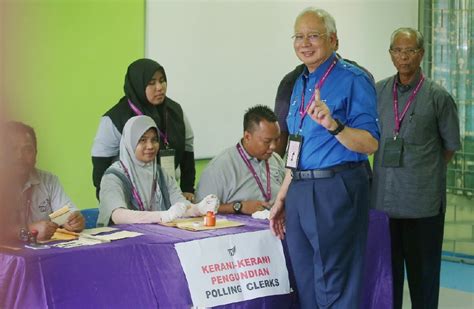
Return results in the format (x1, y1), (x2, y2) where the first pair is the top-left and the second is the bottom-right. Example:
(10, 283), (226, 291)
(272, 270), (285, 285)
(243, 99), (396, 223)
(390, 27), (424, 49)
(295, 7), (337, 36)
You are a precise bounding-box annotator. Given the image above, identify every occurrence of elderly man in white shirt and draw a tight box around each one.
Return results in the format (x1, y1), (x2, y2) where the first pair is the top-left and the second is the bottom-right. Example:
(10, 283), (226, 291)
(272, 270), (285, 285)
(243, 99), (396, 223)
(6, 121), (85, 241)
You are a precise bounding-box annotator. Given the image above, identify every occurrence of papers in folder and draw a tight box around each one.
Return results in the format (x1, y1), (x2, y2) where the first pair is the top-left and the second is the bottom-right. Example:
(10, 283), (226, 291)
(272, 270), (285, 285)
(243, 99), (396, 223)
(160, 217), (245, 231)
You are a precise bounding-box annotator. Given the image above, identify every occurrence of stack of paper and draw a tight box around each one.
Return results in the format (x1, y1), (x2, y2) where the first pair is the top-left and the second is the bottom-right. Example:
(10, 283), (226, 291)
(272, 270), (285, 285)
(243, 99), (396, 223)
(49, 205), (72, 226)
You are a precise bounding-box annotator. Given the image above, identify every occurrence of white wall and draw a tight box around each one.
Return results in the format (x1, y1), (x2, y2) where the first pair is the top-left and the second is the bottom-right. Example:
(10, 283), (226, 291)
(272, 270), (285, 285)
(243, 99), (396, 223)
(146, 0), (418, 158)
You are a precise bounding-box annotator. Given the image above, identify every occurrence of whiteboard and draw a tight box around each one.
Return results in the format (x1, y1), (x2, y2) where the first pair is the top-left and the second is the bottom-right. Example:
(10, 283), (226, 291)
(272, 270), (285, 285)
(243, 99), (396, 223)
(146, 0), (418, 158)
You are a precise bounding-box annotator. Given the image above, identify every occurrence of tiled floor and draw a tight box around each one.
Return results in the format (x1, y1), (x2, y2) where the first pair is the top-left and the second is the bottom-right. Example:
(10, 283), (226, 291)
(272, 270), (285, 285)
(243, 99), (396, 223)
(402, 261), (474, 308)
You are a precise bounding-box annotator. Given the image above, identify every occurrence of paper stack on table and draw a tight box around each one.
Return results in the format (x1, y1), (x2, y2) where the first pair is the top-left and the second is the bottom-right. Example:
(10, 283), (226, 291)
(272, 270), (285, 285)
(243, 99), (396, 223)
(50, 228), (79, 241)
(51, 228), (143, 249)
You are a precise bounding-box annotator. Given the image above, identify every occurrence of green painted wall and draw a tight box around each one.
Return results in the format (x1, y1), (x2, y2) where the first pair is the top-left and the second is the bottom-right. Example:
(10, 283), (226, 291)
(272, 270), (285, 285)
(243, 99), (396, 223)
(3, 0), (145, 209)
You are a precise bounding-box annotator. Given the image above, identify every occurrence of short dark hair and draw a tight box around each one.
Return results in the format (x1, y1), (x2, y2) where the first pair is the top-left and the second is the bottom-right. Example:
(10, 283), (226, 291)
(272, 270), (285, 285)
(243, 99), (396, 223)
(243, 105), (278, 132)
(4, 121), (37, 150)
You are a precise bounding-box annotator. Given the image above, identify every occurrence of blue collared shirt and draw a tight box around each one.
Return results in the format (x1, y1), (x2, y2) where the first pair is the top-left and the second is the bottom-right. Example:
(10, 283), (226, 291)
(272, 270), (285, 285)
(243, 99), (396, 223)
(287, 53), (379, 170)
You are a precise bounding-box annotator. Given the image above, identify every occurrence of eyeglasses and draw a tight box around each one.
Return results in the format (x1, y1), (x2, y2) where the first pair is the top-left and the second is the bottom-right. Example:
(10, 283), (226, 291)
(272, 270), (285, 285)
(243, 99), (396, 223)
(389, 48), (421, 57)
(292, 32), (326, 44)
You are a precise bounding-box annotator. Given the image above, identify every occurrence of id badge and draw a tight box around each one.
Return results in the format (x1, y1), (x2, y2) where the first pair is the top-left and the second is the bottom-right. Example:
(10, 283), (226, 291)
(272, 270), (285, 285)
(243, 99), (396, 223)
(159, 148), (176, 178)
(285, 134), (303, 169)
(382, 137), (404, 167)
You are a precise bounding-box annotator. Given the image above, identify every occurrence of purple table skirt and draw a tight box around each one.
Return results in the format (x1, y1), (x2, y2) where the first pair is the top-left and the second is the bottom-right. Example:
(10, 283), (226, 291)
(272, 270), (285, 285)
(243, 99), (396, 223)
(0, 210), (392, 309)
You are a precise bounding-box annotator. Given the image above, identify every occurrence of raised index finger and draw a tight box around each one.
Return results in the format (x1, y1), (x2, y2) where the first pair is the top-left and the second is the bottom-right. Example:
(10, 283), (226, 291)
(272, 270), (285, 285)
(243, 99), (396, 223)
(314, 88), (321, 104)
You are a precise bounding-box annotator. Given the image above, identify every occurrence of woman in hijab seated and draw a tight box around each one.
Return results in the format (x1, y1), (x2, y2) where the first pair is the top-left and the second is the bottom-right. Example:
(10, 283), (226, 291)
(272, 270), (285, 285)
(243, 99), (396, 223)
(97, 116), (217, 227)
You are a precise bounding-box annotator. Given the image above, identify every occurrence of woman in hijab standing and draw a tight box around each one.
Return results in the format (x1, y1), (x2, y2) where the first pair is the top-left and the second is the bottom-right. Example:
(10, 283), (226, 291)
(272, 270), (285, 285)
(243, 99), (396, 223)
(97, 116), (217, 226)
(92, 59), (195, 201)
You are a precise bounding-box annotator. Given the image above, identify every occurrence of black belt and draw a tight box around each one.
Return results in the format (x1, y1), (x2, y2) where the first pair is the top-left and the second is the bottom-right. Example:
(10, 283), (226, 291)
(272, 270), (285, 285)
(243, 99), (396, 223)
(292, 162), (363, 180)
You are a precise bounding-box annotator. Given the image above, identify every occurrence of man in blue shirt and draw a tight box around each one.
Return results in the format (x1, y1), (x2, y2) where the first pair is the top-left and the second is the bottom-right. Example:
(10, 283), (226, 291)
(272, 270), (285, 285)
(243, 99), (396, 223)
(270, 7), (379, 308)
(273, 39), (374, 158)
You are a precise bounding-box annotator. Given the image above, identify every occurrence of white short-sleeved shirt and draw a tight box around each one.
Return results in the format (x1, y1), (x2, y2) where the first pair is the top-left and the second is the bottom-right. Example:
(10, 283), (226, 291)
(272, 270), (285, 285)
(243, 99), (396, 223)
(22, 169), (77, 224)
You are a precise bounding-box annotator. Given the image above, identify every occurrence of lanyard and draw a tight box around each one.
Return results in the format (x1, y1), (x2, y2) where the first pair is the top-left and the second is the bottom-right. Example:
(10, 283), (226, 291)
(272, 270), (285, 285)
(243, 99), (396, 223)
(236, 143), (271, 202)
(392, 75), (425, 137)
(119, 160), (157, 211)
(128, 99), (170, 146)
(23, 186), (33, 224)
(298, 59), (338, 130)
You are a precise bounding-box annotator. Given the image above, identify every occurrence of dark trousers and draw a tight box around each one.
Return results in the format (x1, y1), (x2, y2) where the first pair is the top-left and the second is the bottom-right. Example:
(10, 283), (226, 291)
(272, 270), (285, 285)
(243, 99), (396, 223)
(285, 164), (370, 308)
(389, 212), (445, 309)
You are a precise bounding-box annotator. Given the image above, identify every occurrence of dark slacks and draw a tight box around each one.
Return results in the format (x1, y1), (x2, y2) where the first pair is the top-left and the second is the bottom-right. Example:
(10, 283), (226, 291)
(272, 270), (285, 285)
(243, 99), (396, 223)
(389, 212), (445, 309)
(285, 164), (370, 308)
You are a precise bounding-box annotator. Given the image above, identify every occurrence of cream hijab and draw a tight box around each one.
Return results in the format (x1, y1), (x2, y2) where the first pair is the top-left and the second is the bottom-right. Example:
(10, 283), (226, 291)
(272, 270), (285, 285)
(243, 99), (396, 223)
(119, 115), (161, 211)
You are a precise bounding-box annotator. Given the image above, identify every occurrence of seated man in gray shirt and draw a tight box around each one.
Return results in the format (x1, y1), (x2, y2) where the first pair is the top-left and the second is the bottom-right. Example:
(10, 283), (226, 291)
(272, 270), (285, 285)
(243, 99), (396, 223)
(5, 121), (85, 241)
(196, 105), (285, 215)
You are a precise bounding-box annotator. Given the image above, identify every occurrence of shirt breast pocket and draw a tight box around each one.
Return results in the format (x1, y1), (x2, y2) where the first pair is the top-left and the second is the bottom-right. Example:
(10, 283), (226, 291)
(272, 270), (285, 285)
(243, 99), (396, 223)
(38, 198), (52, 214)
(403, 113), (435, 145)
(271, 169), (283, 184)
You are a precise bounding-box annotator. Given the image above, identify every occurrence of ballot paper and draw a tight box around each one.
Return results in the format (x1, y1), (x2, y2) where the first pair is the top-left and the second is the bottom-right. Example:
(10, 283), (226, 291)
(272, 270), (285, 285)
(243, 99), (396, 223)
(51, 230), (143, 248)
(50, 229), (79, 241)
(53, 237), (104, 248)
(82, 227), (118, 235)
(91, 230), (143, 241)
(40, 227), (119, 243)
(159, 217), (203, 227)
(49, 204), (72, 226)
(24, 243), (51, 250)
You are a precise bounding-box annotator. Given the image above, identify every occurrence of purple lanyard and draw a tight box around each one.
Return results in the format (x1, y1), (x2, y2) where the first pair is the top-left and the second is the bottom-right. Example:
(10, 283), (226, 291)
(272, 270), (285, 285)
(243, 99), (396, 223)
(298, 59), (338, 130)
(236, 143), (271, 202)
(392, 75), (425, 136)
(128, 99), (170, 146)
(24, 186), (33, 224)
(119, 160), (156, 211)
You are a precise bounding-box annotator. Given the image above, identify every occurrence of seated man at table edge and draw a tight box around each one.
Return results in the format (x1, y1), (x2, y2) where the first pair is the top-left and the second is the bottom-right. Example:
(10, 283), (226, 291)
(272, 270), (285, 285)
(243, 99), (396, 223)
(195, 105), (285, 215)
(97, 115), (218, 226)
(5, 121), (85, 241)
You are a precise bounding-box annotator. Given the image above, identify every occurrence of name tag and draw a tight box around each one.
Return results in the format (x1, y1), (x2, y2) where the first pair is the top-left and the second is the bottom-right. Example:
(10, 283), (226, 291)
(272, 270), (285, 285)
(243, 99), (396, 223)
(285, 135), (303, 169)
(382, 137), (404, 168)
(159, 148), (176, 178)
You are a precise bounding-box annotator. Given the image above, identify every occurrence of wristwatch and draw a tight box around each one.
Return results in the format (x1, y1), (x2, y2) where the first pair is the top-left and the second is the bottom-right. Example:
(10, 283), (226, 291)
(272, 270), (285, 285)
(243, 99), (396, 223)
(233, 202), (243, 214)
(328, 119), (345, 136)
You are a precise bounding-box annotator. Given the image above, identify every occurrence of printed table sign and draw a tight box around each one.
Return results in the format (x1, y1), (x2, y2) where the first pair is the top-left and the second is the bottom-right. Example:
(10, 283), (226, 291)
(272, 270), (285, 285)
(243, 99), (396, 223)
(175, 230), (290, 307)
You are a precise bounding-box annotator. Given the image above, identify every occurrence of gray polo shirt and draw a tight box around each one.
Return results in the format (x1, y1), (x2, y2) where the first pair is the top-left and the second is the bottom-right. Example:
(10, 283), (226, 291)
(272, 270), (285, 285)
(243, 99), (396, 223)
(371, 70), (461, 218)
(195, 142), (285, 205)
(22, 169), (77, 225)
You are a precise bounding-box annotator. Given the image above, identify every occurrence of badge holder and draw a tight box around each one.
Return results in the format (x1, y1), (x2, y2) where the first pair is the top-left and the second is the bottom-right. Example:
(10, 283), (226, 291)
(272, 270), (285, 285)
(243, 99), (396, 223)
(382, 136), (404, 167)
(159, 148), (176, 178)
(285, 134), (303, 169)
